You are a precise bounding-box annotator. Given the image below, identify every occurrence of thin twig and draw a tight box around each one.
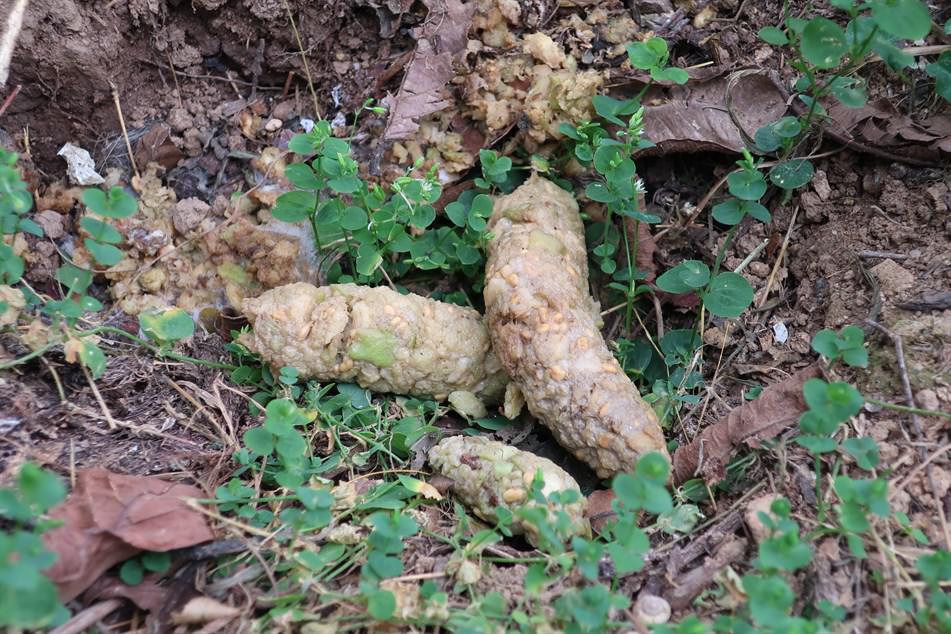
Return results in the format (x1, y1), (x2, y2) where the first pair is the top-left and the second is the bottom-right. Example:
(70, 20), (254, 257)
(109, 81), (139, 179)
(0, 0), (29, 87)
(282, 0), (321, 119)
(50, 599), (123, 634)
(867, 320), (951, 551)
(81, 363), (118, 430)
(758, 204), (799, 308)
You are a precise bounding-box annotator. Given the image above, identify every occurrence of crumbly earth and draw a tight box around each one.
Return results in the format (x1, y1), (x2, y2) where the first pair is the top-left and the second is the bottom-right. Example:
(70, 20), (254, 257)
(428, 435), (589, 546)
(240, 283), (508, 408)
(484, 175), (669, 479)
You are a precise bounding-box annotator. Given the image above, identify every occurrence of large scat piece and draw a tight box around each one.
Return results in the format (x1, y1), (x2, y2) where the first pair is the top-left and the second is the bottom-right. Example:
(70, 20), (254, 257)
(240, 283), (508, 407)
(483, 175), (669, 478)
(428, 436), (588, 545)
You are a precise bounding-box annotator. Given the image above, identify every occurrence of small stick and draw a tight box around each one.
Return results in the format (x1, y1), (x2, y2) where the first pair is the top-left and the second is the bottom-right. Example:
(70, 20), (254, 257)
(166, 48), (184, 109)
(758, 204), (799, 308)
(50, 599), (123, 634)
(110, 81), (140, 179)
(734, 237), (769, 274)
(0, 0), (29, 87)
(81, 363), (118, 430)
(857, 250), (909, 260)
(867, 319), (951, 551)
(0, 83), (21, 117)
(282, 0), (321, 119)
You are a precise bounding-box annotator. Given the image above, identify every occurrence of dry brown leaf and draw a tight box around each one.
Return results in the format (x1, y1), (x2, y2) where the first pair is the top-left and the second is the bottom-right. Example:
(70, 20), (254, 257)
(613, 68), (789, 155)
(382, 0), (475, 140)
(172, 596), (241, 624)
(134, 123), (184, 171)
(43, 468), (214, 601)
(585, 489), (617, 534)
(823, 98), (951, 161)
(672, 365), (821, 485)
(84, 576), (169, 612)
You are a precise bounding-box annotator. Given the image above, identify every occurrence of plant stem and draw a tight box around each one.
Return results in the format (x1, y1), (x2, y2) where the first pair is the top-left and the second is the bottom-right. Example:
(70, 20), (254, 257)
(867, 398), (951, 421)
(87, 326), (237, 370)
(0, 343), (54, 370)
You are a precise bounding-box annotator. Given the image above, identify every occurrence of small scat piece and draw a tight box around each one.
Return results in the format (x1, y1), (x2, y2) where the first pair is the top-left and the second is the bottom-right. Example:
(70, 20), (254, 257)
(428, 435), (589, 546)
(241, 283), (508, 404)
(484, 175), (669, 478)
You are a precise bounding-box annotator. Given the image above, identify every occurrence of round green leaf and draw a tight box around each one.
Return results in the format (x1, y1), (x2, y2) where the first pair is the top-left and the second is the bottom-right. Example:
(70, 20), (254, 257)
(754, 125), (783, 152)
(830, 76), (868, 108)
(727, 170), (767, 201)
(712, 199), (745, 225)
(758, 26), (789, 45)
(368, 589), (397, 620)
(702, 272), (754, 318)
(801, 18), (848, 69)
(272, 191), (316, 223)
(868, 0), (932, 40)
(769, 159), (814, 190)
(80, 217), (123, 244)
(340, 206), (368, 231)
(140, 308), (195, 343)
(842, 437), (880, 470)
(284, 163), (322, 189)
(926, 52), (951, 101)
(652, 67), (689, 84)
(84, 239), (124, 267)
(243, 427), (274, 456)
(656, 260), (710, 293)
(119, 560), (144, 586)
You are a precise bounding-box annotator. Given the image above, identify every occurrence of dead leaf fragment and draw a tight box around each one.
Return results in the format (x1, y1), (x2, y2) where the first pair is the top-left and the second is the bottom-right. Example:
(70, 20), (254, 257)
(672, 365), (821, 484)
(585, 489), (617, 534)
(172, 596), (240, 624)
(382, 0), (475, 140)
(43, 468), (214, 601)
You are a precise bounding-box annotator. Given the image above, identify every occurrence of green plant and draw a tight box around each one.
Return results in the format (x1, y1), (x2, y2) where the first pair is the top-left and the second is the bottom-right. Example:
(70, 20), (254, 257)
(273, 111), (510, 287)
(0, 463), (68, 629)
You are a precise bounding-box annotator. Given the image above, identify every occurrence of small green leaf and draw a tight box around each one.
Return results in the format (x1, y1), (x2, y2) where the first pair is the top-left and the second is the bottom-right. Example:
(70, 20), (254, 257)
(868, 0), (932, 40)
(656, 260), (710, 293)
(769, 159), (814, 190)
(743, 574), (794, 624)
(84, 239), (124, 267)
(758, 26), (789, 45)
(842, 437), (880, 470)
(727, 170), (767, 201)
(702, 272), (754, 318)
(243, 427), (274, 456)
(80, 217), (123, 244)
(830, 76), (868, 108)
(284, 163), (322, 189)
(140, 308), (195, 343)
(340, 206), (368, 231)
(141, 551), (171, 573)
(119, 559), (144, 585)
(652, 67), (689, 84)
(627, 38), (667, 69)
(18, 463), (66, 512)
(801, 18), (849, 69)
(926, 52), (951, 102)
(272, 191), (316, 223)
(78, 341), (107, 378)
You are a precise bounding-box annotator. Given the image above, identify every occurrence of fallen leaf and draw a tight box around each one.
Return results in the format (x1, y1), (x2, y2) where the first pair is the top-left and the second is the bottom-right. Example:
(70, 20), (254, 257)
(382, 0), (475, 140)
(84, 576), (168, 612)
(172, 596), (240, 625)
(821, 98), (951, 162)
(672, 365), (821, 484)
(612, 68), (789, 156)
(134, 124), (184, 171)
(43, 468), (214, 601)
(585, 489), (617, 534)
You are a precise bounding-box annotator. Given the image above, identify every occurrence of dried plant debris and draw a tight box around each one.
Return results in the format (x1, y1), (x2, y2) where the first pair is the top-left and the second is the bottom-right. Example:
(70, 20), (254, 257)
(241, 283), (508, 412)
(382, 0), (476, 140)
(43, 468), (214, 602)
(825, 98), (951, 161)
(484, 176), (668, 479)
(672, 365), (822, 485)
(428, 435), (589, 546)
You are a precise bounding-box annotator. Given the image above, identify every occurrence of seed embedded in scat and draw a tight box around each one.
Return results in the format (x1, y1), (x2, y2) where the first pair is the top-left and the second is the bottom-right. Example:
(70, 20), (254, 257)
(296, 322), (313, 340)
(549, 366), (566, 381)
(601, 362), (618, 374)
(598, 434), (612, 448)
(500, 265), (513, 278)
(383, 304), (395, 315)
(598, 403), (610, 417)
(502, 488), (526, 503)
(537, 306), (548, 321)
(389, 316), (401, 327)
(538, 323), (550, 333)
(553, 312), (564, 323)
(626, 434), (646, 451)
(523, 471), (535, 486)
(576, 337), (590, 350)
(506, 273), (519, 286)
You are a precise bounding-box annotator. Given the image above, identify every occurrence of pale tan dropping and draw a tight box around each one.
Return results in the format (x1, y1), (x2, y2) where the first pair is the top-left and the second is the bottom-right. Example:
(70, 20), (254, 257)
(483, 175), (669, 478)
(240, 283), (508, 409)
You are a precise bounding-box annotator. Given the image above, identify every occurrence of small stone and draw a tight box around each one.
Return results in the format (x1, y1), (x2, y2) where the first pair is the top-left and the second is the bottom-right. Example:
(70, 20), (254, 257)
(800, 191), (826, 223)
(870, 259), (915, 296)
(812, 170), (832, 201)
(171, 198), (210, 236)
(917, 389), (940, 412)
(35, 210), (65, 240)
(264, 118), (283, 133)
(744, 493), (781, 545)
(748, 261), (770, 278)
